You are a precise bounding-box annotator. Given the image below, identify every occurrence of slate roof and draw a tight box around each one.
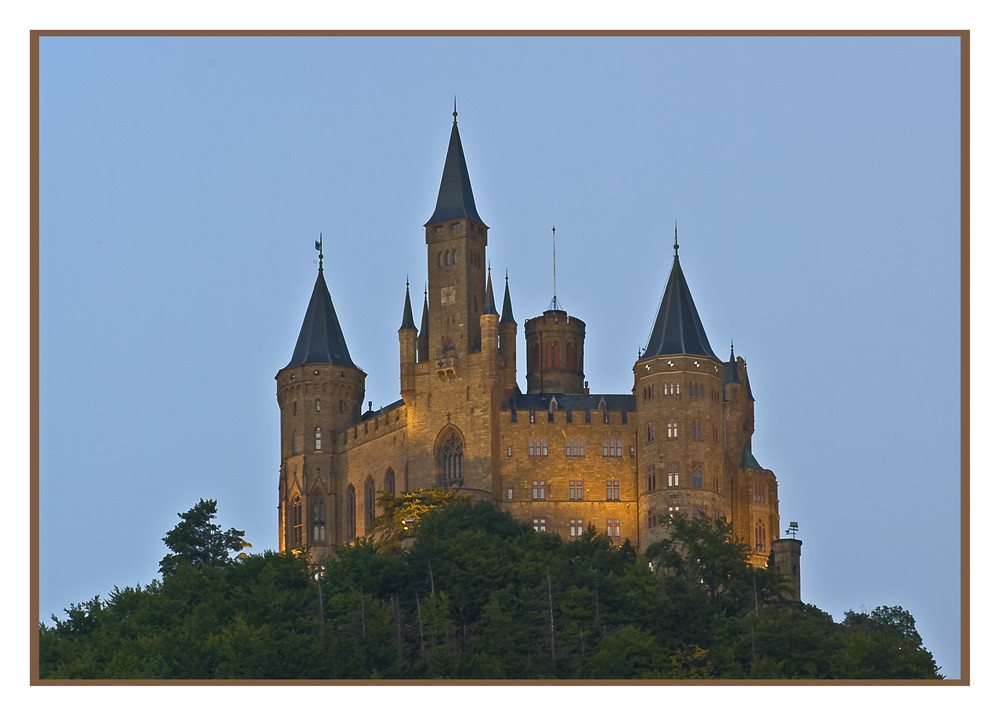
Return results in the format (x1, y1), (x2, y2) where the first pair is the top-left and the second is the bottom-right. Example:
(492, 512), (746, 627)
(418, 290), (429, 341)
(642, 253), (719, 361)
(500, 274), (516, 324)
(400, 283), (417, 331)
(508, 392), (636, 413)
(425, 118), (484, 226)
(483, 270), (499, 316)
(283, 268), (356, 370)
(741, 443), (763, 470)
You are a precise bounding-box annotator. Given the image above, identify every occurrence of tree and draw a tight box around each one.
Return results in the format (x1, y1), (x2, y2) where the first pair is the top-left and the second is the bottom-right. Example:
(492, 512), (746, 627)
(158, 499), (250, 576)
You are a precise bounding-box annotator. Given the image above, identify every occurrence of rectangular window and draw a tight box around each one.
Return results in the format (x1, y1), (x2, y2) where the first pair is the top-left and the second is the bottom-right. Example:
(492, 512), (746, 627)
(542, 439), (548, 457)
(569, 518), (584, 537)
(602, 439), (609, 457)
(692, 420), (702, 440)
(629, 445), (636, 458)
(507, 445), (513, 458)
(533, 517), (547, 532)
(666, 421), (678, 439)
(754, 485), (766, 504)
(647, 508), (658, 529)
(646, 422), (655, 442)
(507, 487), (514, 500)
(532, 480), (547, 500)
(566, 439), (572, 457)
(528, 439), (535, 457)
(606, 518), (621, 537)
(668, 505), (681, 515)
(530, 410), (535, 423)
(606, 480), (620, 501)
(667, 463), (680, 487)
(315, 399), (321, 412)
(646, 466), (656, 492)
(569, 480), (583, 501)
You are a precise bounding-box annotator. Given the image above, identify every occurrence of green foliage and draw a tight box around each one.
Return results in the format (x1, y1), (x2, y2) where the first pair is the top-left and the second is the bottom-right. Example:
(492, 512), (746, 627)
(373, 487), (469, 546)
(158, 499), (250, 577)
(39, 498), (941, 680)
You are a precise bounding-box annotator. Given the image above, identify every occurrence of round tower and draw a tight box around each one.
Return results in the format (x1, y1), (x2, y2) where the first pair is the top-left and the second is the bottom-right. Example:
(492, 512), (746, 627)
(275, 245), (365, 554)
(634, 231), (727, 550)
(524, 309), (586, 394)
(771, 534), (803, 603)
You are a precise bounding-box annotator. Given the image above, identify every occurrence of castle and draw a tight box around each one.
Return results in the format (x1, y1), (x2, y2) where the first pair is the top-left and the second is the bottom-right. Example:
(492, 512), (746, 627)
(275, 110), (800, 592)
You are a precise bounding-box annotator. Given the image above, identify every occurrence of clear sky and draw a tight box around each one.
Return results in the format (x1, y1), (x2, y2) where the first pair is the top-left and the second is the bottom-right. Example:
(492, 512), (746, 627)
(36, 32), (963, 680)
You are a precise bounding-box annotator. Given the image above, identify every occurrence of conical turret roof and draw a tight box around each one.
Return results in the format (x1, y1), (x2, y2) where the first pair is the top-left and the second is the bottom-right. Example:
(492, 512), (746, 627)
(283, 267), (356, 370)
(425, 112), (484, 226)
(483, 268), (499, 316)
(399, 282), (417, 331)
(641, 243), (718, 361)
(500, 273), (516, 324)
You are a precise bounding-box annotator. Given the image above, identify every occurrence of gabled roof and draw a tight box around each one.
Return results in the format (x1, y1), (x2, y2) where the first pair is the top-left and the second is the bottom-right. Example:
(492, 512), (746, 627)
(283, 268), (356, 370)
(425, 116), (484, 226)
(642, 251), (719, 362)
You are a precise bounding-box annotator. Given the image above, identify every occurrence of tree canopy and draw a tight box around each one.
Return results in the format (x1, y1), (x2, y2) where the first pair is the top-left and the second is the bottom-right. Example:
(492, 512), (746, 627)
(158, 498), (250, 577)
(39, 498), (941, 680)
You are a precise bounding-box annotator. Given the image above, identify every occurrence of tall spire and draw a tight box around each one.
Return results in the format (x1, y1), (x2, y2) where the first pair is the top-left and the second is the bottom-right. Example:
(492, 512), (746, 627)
(641, 228), (718, 361)
(418, 286), (430, 341)
(399, 279), (417, 331)
(500, 270), (516, 324)
(284, 246), (356, 370)
(483, 265), (499, 316)
(426, 106), (484, 225)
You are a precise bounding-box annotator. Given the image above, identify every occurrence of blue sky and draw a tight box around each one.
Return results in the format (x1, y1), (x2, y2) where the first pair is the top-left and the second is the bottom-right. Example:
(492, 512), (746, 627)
(35, 33), (963, 681)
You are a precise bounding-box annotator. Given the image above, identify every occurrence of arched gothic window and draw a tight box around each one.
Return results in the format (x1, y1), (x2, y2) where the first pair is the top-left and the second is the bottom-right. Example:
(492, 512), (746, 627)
(347, 484), (357, 540)
(692, 468), (704, 488)
(311, 492), (326, 544)
(384, 468), (396, 495)
(292, 431), (300, 455)
(438, 432), (464, 487)
(755, 519), (767, 553)
(364, 477), (376, 534)
(291, 495), (303, 545)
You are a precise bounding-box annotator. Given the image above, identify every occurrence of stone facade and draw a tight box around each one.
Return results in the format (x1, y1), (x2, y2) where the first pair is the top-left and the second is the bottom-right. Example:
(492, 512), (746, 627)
(275, 116), (787, 570)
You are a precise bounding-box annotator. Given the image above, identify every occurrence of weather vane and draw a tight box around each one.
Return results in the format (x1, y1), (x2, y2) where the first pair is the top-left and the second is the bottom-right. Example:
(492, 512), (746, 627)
(315, 233), (324, 270)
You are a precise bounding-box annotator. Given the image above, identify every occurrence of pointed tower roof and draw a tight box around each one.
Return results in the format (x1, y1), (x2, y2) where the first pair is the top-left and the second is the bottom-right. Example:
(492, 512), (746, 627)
(500, 271), (516, 324)
(483, 267), (499, 316)
(641, 230), (719, 361)
(399, 281), (417, 331)
(418, 287), (430, 341)
(425, 105), (484, 226)
(284, 266), (356, 370)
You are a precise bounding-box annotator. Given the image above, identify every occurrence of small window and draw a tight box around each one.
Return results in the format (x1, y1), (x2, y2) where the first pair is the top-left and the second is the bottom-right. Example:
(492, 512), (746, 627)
(314, 426), (322, 451)
(291, 496), (303, 545)
(646, 422), (655, 442)
(692, 468), (704, 488)
(606, 518), (621, 537)
(532, 517), (547, 532)
(315, 399), (321, 412)
(692, 420), (702, 441)
(532, 480), (547, 500)
(646, 466), (656, 492)
(647, 508), (658, 529)
(507, 445), (513, 458)
(666, 421), (678, 439)
(507, 487), (514, 500)
(292, 401), (297, 416)
(606, 480), (620, 501)
(292, 431), (300, 455)
(667, 463), (680, 487)
(569, 480), (583, 501)
(569, 518), (584, 537)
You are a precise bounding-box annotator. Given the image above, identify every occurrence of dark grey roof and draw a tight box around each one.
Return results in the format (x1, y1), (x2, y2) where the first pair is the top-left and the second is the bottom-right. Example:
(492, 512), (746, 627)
(483, 270), (499, 316)
(418, 290), (429, 340)
(508, 392), (636, 413)
(360, 398), (406, 421)
(400, 283), (417, 331)
(741, 443), (763, 470)
(425, 120), (484, 226)
(500, 274), (515, 324)
(642, 255), (719, 361)
(283, 268), (356, 370)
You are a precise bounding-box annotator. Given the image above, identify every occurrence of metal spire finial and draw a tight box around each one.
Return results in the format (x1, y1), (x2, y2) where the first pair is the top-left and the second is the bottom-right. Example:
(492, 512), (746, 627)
(673, 222), (679, 259)
(315, 233), (324, 271)
(551, 225), (558, 310)
(453, 96), (458, 125)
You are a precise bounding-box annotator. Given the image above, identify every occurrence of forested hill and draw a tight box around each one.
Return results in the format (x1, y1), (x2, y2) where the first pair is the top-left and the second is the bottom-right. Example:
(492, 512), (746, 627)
(38, 494), (940, 680)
